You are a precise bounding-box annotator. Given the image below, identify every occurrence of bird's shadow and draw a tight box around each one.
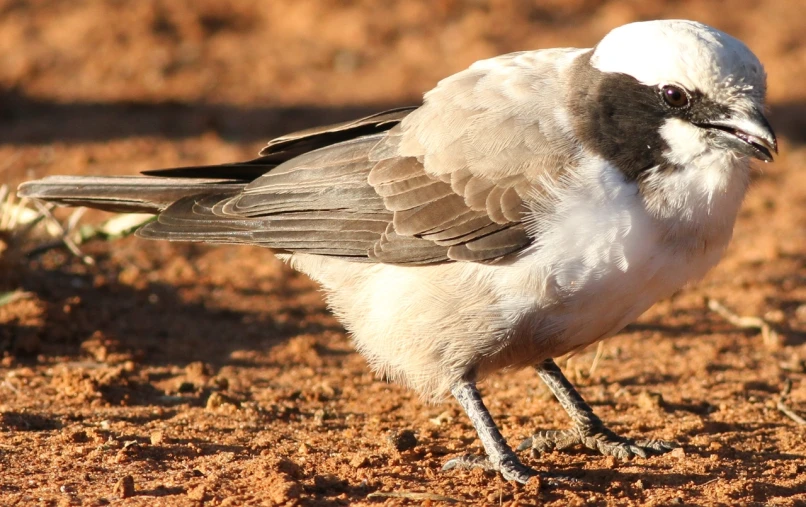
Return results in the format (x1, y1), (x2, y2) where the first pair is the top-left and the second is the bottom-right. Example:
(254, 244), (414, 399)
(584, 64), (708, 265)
(0, 87), (411, 146)
(2, 240), (344, 372)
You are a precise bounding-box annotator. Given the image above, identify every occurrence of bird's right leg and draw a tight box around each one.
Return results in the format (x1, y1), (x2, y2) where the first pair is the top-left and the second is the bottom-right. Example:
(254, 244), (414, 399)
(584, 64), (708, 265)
(518, 358), (676, 458)
(442, 380), (537, 484)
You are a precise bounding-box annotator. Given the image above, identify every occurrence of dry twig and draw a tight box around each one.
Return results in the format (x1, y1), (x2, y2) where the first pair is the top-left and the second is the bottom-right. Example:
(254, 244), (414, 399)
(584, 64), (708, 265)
(588, 340), (605, 377)
(367, 491), (465, 503)
(707, 298), (780, 348)
(776, 379), (806, 426)
(30, 200), (94, 264)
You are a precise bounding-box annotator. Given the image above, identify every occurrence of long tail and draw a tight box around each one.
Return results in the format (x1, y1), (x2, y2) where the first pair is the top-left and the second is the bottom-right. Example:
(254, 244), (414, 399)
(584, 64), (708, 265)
(17, 108), (416, 215)
(17, 175), (245, 214)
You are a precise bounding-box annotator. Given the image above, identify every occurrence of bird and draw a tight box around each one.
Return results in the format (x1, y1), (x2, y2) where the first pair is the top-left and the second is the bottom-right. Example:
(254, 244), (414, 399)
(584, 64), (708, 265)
(18, 19), (776, 484)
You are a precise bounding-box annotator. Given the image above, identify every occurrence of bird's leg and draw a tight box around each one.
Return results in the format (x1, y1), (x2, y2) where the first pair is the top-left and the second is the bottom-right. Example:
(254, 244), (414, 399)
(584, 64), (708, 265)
(518, 358), (677, 459)
(443, 380), (537, 484)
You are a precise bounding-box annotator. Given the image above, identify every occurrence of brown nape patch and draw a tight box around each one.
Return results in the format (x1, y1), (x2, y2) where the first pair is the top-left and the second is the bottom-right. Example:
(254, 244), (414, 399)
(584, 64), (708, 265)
(567, 53), (737, 180)
(568, 53), (670, 180)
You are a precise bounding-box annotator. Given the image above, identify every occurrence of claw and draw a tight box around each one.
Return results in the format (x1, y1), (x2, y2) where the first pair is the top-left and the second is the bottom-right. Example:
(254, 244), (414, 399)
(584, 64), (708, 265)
(441, 454), (537, 485)
(522, 426), (678, 460)
(441, 453), (489, 472)
(636, 439), (679, 453)
(516, 437), (533, 452)
(441, 459), (460, 471)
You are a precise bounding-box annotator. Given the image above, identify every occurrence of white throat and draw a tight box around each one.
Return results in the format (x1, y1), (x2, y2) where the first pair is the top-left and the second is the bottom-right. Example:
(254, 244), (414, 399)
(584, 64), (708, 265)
(641, 118), (750, 245)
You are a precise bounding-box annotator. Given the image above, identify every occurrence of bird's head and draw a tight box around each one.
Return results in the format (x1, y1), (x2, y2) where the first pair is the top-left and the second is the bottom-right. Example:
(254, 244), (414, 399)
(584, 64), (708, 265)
(571, 20), (776, 179)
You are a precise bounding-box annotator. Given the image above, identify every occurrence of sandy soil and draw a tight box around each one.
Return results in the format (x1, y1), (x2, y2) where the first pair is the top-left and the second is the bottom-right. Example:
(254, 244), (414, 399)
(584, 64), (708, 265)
(2, 1), (806, 505)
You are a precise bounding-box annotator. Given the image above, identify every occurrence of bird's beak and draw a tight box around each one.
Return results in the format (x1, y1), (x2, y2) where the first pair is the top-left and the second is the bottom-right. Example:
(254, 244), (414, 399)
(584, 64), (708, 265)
(697, 107), (778, 162)
(699, 109), (778, 162)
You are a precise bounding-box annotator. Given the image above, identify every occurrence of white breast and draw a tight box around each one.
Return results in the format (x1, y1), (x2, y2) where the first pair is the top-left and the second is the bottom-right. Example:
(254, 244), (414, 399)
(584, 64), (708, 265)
(491, 152), (746, 360)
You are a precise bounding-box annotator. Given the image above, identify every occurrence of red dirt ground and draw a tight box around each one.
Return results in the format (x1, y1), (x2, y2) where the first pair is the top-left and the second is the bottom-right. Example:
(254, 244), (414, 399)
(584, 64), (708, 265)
(2, 1), (806, 505)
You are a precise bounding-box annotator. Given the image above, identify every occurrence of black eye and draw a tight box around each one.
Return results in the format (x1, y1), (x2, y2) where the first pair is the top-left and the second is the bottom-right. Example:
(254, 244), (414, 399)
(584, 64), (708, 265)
(661, 85), (689, 108)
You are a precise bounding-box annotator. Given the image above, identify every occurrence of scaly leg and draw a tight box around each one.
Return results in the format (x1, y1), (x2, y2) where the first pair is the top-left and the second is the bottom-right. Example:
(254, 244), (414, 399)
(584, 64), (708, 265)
(518, 358), (677, 459)
(443, 381), (537, 484)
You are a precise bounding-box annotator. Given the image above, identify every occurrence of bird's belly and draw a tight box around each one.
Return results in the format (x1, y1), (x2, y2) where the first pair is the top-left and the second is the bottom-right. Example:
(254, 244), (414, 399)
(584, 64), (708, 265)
(501, 212), (728, 362)
(539, 255), (681, 357)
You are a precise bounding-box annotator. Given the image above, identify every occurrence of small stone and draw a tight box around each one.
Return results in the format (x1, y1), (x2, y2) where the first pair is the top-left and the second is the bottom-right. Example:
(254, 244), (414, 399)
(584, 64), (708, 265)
(113, 475), (135, 498)
(637, 390), (665, 411)
(604, 455), (617, 469)
(670, 447), (686, 459)
(317, 382), (337, 399)
(429, 411), (454, 426)
(313, 474), (348, 493)
(187, 484), (207, 501)
(298, 442), (310, 455)
(66, 429), (89, 443)
(206, 392), (238, 411)
(177, 381), (196, 393)
(212, 376), (229, 390)
(313, 409), (326, 426)
(635, 479), (645, 490)
(388, 429), (418, 452)
(268, 477), (302, 504)
(273, 457), (302, 478)
(185, 361), (212, 380)
(350, 454), (370, 468)
(150, 431), (165, 445)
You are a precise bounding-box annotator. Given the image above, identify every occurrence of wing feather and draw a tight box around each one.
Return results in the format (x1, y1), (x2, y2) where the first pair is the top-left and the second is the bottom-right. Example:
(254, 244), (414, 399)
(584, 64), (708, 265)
(140, 49), (588, 264)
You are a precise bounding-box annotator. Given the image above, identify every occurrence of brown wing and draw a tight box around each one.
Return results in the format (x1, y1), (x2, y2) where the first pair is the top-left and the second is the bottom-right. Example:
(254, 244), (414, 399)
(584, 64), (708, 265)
(141, 50), (584, 263)
(141, 107), (417, 181)
(364, 134), (534, 262)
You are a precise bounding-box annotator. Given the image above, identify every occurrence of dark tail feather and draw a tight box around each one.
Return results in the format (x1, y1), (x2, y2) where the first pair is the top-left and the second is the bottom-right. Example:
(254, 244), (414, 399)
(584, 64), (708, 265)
(17, 175), (245, 213)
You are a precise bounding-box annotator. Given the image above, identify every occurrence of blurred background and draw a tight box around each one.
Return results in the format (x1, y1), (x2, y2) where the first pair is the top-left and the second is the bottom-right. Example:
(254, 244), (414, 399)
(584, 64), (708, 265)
(1, 1), (806, 505)
(1, 0), (804, 170)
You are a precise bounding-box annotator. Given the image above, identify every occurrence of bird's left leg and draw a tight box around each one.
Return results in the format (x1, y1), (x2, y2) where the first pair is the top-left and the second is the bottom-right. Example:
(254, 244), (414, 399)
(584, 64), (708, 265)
(442, 380), (537, 484)
(518, 358), (677, 459)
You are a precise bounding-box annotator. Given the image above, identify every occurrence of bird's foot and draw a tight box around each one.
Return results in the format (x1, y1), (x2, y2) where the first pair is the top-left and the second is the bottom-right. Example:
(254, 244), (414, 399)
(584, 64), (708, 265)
(442, 453), (581, 487)
(442, 453), (537, 484)
(517, 425), (677, 460)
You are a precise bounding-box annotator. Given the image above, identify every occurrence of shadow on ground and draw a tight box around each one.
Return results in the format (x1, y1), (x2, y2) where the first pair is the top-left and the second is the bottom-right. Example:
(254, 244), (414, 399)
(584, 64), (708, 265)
(0, 87), (411, 146)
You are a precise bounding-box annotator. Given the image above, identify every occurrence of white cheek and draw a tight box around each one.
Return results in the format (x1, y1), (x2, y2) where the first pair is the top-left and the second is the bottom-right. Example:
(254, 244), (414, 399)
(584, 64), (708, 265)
(659, 118), (710, 166)
(646, 118), (749, 230)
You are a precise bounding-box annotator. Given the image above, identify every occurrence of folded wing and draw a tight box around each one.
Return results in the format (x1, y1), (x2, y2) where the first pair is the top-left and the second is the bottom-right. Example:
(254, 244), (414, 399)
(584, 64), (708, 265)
(25, 50), (585, 264)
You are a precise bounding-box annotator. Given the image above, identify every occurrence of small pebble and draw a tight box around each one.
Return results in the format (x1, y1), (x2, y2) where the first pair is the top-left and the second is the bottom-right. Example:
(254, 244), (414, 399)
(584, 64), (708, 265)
(350, 454), (370, 468)
(670, 447), (686, 459)
(206, 392), (224, 410)
(187, 484), (207, 501)
(150, 431), (164, 445)
(313, 409), (326, 426)
(388, 429), (418, 452)
(429, 411), (454, 426)
(637, 390), (665, 411)
(113, 475), (135, 498)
